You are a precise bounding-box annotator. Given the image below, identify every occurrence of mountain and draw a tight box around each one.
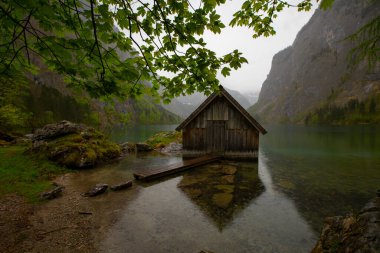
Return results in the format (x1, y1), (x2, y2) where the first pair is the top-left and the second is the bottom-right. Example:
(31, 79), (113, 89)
(249, 0), (380, 124)
(244, 90), (260, 106)
(163, 87), (253, 118)
(224, 88), (252, 109)
(22, 65), (181, 131)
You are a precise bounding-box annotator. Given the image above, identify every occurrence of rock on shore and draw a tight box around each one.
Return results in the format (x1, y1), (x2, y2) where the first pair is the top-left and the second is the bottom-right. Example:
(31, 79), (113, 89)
(312, 193), (380, 253)
(30, 121), (121, 168)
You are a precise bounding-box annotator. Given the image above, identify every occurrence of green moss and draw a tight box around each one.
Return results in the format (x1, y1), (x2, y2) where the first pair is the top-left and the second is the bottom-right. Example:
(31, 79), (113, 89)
(146, 131), (182, 148)
(0, 145), (69, 202)
(32, 127), (121, 168)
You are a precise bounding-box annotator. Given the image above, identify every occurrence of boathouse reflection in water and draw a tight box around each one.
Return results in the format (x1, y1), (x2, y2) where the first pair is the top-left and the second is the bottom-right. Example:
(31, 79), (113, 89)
(178, 161), (264, 230)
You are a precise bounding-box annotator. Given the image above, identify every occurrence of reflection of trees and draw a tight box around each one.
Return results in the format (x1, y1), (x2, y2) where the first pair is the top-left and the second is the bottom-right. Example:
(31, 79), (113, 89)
(178, 161), (264, 231)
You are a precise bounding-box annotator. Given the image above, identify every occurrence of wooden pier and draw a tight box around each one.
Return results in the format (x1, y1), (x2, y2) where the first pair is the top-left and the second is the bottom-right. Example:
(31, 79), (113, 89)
(133, 155), (221, 181)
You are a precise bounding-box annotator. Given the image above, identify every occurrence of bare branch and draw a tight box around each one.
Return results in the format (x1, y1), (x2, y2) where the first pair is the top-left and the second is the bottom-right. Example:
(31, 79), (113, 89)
(89, 0), (106, 81)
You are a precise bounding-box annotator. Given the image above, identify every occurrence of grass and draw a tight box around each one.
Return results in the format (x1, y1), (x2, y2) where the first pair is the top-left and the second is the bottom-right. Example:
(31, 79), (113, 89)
(146, 131), (182, 148)
(0, 145), (69, 202)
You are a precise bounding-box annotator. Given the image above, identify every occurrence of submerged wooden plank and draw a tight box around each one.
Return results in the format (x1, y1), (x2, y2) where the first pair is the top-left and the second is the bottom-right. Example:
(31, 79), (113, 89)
(133, 155), (221, 181)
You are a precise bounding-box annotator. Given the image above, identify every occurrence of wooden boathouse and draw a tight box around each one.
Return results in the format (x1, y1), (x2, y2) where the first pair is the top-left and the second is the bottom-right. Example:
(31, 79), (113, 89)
(176, 86), (267, 159)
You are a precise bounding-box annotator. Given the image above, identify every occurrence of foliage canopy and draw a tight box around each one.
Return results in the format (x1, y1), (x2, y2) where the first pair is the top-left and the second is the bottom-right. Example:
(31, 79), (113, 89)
(0, 0), (319, 100)
(1, 0), (377, 101)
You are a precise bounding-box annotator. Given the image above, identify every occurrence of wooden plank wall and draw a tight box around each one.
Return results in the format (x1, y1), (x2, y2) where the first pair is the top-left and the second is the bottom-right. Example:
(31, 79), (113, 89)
(183, 96), (259, 153)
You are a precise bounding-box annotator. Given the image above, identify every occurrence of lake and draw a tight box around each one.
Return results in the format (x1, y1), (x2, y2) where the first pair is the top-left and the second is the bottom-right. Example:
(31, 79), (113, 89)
(77, 125), (380, 252)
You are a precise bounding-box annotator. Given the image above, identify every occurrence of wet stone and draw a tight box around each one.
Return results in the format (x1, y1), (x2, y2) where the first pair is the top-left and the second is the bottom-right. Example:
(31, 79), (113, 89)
(110, 181), (132, 191)
(40, 186), (64, 200)
(84, 184), (108, 197)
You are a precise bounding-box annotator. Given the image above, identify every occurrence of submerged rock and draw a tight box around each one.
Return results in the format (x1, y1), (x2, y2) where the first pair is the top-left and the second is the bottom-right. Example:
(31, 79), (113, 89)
(181, 188), (202, 198)
(221, 175), (235, 184)
(212, 193), (233, 209)
(110, 181), (133, 191)
(40, 186), (64, 200)
(178, 161), (265, 230)
(312, 193), (380, 253)
(221, 165), (237, 175)
(214, 185), (235, 194)
(83, 184), (108, 197)
(30, 121), (121, 169)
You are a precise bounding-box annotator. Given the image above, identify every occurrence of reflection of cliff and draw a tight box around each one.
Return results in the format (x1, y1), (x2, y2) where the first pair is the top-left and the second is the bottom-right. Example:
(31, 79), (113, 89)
(178, 161), (264, 230)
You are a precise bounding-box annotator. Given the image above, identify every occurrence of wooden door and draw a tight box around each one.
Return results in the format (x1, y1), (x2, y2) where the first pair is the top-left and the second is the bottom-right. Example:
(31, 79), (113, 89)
(206, 120), (226, 154)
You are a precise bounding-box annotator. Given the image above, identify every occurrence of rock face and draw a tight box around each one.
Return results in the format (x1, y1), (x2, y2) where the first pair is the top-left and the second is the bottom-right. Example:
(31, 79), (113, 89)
(312, 194), (380, 253)
(249, 0), (380, 123)
(30, 121), (121, 168)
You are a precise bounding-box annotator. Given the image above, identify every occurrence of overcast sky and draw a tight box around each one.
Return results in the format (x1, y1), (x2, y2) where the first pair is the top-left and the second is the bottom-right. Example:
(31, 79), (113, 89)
(202, 0), (317, 93)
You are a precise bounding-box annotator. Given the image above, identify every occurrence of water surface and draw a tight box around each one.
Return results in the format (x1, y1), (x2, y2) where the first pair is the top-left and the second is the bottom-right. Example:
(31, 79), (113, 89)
(74, 125), (380, 252)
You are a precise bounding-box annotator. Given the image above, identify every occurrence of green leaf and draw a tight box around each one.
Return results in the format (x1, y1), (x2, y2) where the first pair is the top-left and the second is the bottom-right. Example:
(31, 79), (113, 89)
(221, 67), (231, 77)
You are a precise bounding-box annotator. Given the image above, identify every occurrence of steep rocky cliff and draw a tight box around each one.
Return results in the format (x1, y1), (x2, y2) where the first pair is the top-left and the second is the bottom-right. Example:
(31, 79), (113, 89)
(249, 0), (380, 124)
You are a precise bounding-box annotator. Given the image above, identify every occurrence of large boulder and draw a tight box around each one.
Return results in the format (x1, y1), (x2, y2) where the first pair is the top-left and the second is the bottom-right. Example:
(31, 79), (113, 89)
(30, 121), (121, 169)
(32, 120), (85, 142)
(312, 193), (380, 253)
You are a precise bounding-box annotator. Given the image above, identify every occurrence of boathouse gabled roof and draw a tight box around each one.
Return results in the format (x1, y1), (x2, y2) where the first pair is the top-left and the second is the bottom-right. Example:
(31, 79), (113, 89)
(175, 86), (267, 134)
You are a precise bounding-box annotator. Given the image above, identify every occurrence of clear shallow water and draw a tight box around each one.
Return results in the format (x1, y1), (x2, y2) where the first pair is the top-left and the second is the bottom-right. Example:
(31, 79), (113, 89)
(261, 125), (380, 232)
(73, 125), (380, 252)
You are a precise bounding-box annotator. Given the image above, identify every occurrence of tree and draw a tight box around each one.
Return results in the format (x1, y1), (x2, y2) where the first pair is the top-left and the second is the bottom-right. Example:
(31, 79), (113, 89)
(0, 73), (31, 131)
(1, 0), (375, 102)
(0, 0), (318, 100)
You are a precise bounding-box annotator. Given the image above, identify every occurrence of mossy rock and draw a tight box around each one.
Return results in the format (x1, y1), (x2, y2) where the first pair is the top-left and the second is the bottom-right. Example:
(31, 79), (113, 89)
(146, 130), (182, 148)
(31, 121), (121, 169)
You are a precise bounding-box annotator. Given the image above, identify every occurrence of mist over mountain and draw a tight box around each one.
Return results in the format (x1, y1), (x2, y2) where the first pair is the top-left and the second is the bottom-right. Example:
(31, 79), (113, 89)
(163, 87), (255, 118)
